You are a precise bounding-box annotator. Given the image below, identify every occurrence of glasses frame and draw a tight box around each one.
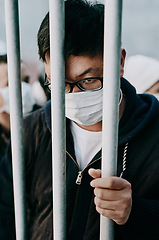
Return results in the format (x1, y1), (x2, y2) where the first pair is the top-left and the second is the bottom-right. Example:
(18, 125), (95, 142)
(44, 74), (51, 92)
(44, 74), (103, 93)
(65, 77), (103, 93)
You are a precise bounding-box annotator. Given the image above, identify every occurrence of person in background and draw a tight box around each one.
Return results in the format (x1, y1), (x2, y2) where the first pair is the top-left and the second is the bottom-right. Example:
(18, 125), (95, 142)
(0, 46), (36, 161)
(124, 55), (159, 99)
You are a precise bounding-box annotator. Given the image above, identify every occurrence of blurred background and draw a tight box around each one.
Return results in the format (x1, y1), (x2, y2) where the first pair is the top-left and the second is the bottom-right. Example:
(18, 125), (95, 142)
(0, 0), (159, 88)
(0, 0), (48, 62)
(0, 0), (48, 86)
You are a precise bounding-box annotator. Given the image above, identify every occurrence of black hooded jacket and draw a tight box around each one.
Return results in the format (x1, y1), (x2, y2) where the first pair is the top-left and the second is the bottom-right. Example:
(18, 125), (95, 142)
(0, 78), (159, 240)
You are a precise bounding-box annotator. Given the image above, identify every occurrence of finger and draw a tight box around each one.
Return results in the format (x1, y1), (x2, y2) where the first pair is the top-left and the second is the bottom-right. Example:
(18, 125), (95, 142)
(95, 206), (116, 220)
(95, 206), (129, 225)
(94, 193), (131, 211)
(94, 196), (117, 210)
(88, 168), (101, 179)
(94, 187), (122, 201)
(90, 176), (131, 190)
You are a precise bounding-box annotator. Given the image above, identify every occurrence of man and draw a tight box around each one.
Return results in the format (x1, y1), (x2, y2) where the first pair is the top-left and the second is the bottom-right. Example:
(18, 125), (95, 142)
(1, 1), (159, 239)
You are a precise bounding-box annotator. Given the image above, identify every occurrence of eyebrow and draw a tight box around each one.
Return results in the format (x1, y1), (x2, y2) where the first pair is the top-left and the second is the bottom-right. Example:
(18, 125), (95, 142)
(48, 67), (102, 81)
(78, 68), (95, 78)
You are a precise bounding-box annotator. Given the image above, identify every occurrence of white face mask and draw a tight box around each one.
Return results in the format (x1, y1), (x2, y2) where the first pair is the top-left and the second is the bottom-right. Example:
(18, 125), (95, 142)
(0, 82), (35, 115)
(65, 89), (123, 126)
(65, 89), (103, 125)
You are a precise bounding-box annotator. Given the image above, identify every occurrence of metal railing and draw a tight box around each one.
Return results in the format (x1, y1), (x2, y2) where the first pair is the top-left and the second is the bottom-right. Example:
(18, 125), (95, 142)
(4, 0), (123, 239)
(49, 0), (66, 239)
(4, 0), (27, 239)
(101, 0), (123, 239)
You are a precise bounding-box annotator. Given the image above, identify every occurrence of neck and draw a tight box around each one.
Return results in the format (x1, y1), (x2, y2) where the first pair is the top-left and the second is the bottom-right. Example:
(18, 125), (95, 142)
(76, 96), (125, 132)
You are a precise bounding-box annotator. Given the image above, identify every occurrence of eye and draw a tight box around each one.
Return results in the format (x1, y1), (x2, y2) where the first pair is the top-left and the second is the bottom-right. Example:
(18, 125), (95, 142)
(83, 79), (97, 84)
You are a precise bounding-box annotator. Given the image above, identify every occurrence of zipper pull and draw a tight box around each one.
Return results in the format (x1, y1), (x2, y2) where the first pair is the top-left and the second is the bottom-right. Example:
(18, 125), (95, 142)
(76, 171), (82, 185)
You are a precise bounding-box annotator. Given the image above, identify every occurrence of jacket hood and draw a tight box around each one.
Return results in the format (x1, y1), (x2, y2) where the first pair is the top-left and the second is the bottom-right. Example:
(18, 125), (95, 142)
(44, 78), (159, 146)
(119, 78), (159, 145)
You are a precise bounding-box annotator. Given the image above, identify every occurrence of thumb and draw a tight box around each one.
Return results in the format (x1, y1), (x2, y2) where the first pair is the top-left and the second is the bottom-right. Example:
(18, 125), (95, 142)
(88, 168), (101, 179)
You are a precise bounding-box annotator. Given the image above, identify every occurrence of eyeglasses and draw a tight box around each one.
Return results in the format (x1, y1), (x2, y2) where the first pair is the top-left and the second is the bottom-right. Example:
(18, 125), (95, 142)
(44, 74), (51, 91)
(44, 74), (103, 93)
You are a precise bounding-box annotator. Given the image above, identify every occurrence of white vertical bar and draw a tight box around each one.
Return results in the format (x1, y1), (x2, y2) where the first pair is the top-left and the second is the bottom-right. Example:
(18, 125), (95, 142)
(49, 0), (66, 240)
(101, 0), (123, 239)
(4, 0), (27, 239)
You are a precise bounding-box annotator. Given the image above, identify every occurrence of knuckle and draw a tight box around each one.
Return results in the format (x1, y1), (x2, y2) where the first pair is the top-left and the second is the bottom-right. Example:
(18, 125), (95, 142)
(126, 182), (132, 189)
(119, 211), (125, 220)
(124, 192), (132, 206)
(120, 201), (129, 214)
(116, 204), (131, 225)
(124, 193), (132, 203)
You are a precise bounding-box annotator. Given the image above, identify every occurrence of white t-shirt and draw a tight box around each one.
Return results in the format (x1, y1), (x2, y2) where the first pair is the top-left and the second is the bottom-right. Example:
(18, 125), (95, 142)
(71, 121), (102, 170)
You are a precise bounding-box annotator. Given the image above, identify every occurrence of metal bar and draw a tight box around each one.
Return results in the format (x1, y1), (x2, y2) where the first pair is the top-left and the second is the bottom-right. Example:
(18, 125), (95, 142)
(100, 0), (123, 239)
(49, 0), (66, 239)
(4, 0), (27, 239)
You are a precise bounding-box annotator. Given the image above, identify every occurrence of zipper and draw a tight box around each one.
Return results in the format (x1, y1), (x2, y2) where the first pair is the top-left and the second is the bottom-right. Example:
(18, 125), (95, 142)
(66, 150), (101, 185)
(67, 152), (101, 236)
(76, 171), (82, 185)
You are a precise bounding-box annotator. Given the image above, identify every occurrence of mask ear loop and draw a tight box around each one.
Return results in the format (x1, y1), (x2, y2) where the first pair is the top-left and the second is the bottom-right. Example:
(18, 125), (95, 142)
(118, 89), (123, 105)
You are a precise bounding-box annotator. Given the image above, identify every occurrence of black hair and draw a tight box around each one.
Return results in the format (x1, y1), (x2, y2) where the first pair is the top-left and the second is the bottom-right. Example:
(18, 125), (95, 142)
(37, 0), (104, 61)
(0, 54), (7, 64)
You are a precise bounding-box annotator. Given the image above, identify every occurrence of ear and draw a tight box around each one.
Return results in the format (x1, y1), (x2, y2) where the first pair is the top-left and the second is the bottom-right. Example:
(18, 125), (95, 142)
(43, 52), (51, 82)
(120, 49), (126, 78)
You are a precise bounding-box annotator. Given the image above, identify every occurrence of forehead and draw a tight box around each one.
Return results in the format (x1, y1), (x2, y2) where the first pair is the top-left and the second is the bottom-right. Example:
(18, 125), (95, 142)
(44, 53), (103, 79)
(66, 55), (103, 78)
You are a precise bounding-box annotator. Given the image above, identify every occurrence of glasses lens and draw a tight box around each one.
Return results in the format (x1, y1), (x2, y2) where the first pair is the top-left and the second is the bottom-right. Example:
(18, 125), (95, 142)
(80, 79), (102, 90)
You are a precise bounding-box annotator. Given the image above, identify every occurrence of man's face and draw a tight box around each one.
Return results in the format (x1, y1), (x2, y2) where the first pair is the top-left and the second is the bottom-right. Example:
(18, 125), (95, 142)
(44, 53), (104, 92)
(44, 49), (126, 91)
